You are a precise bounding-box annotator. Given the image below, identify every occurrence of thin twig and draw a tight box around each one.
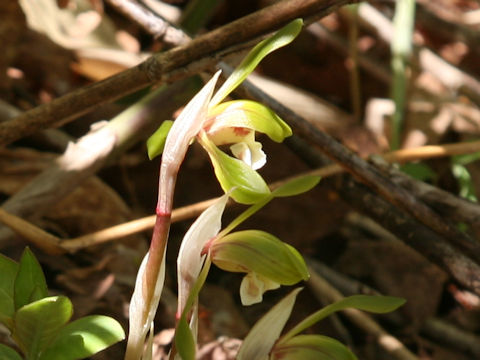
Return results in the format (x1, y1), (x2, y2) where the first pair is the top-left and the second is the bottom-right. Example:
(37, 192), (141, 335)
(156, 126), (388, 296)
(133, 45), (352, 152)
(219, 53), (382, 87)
(105, 0), (190, 46)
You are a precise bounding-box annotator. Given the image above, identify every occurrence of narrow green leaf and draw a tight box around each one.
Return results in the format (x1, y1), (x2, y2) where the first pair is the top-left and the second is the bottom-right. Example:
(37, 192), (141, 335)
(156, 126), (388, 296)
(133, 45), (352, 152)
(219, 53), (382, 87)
(211, 230), (309, 285)
(14, 247), (48, 310)
(208, 100), (292, 142)
(210, 18), (303, 107)
(0, 344), (23, 360)
(39, 315), (125, 360)
(237, 288), (302, 360)
(0, 254), (19, 328)
(13, 296), (73, 358)
(272, 335), (357, 360)
(175, 315), (196, 360)
(272, 175), (321, 197)
(281, 295), (405, 343)
(201, 135), (270, 204)
(146, 120), (174, 160)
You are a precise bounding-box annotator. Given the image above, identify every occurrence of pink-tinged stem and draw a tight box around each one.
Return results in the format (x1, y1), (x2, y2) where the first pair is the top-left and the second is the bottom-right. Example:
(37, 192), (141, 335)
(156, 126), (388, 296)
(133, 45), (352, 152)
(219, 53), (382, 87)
(141, 159), (179, 317)
(142, 212), (171, 307)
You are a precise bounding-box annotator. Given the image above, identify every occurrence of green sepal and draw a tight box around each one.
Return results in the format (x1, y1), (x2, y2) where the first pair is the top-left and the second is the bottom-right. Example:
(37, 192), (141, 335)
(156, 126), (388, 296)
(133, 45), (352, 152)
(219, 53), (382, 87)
(201, 135), (270, 204)
(14, 247), (48, 310)
(0, 344), (23, 360)
(207, 100), (291, 142)
(272, 175), (321, 197)
(38, 315), (125, 360)
(175, 314), (196, 360)
(13, 296), (73, 357)
(211, 230), (309, 285)
(210, 19), (303, 107)
(0, 253), (19, 329)
(146, 120), (174, 160)
(273, 335), (357, 360)
(237, 288), (302, 360)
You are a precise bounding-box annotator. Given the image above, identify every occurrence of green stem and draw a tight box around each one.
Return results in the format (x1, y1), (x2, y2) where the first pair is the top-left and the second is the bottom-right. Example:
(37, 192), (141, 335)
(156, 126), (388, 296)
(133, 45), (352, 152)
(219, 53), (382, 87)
(390, 0), (415, 150)
(217, 194), (273, 238)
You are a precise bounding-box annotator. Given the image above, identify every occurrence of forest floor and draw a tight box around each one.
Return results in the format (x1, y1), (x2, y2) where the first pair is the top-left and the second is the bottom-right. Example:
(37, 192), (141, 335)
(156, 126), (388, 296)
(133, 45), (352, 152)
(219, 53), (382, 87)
(2, 0), (480, 359)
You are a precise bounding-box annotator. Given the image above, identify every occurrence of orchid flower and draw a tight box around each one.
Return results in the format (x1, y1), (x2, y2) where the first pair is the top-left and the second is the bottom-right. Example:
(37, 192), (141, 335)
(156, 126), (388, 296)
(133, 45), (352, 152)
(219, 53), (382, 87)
(176, 175), (320, 329)
(148, 19), (303, 205)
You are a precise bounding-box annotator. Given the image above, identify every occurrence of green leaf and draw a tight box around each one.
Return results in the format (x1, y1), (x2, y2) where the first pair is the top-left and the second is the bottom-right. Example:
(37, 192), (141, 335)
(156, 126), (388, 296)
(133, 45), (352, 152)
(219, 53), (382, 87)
(281, 295), (405, 343)
(0, 344), (23, 360)
(272, 175), (321, 197)
(237, 288), (302, 360)
(146, 120), (174, 160)
(0, 253), (19, 328)
(452, 163), (478, 202)
(201, 135), (270, 204)
(272, 335), (357, 360)
(175, 315), (196, 360)
(400, 163), (436, 182)
(208, 100), (292, 142)
(13, 296), (73, 358)
(14, 247), (48, 310)
(210, 18), (303, 107)
(211, 230), (309, 285)
(39, 315), (125, 360)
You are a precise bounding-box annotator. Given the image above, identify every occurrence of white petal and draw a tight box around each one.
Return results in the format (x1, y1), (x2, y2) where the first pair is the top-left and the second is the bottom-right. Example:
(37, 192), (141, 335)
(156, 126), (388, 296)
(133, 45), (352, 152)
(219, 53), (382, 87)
(230, 133), (266, 170)
(177, 194), (229, 315)
(240, 272), (280, 306)
(125, 249), (166, 360)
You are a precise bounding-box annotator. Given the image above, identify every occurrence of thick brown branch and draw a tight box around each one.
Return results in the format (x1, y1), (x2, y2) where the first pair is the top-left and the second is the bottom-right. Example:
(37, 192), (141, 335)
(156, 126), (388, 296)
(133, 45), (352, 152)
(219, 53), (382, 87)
(232, 66), (480, 262)
(341, 178), (480, 296)
(0, 0), (357, 146)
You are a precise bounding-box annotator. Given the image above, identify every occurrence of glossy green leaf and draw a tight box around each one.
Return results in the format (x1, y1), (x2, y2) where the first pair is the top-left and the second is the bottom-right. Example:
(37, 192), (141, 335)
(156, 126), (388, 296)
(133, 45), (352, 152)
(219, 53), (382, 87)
(281, 295), (406, 343)
(13, 296), (73, 357)
(210, 19), (303, 107)
(146, 120), (174, 160)
(272, 335), (357, 360)
(14, 247), (48, 310)
(201, 135), (270, 204)
(207, 100), (291, 142)
(211, 230), (309, 285)
(0, 254), (19, 328)
(175, 314), (196, 360)
(272, 175), (321, 197)
(0, 344), (23, 360)
(39, 315), (125, 360)
(237, 288), (302, 360)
